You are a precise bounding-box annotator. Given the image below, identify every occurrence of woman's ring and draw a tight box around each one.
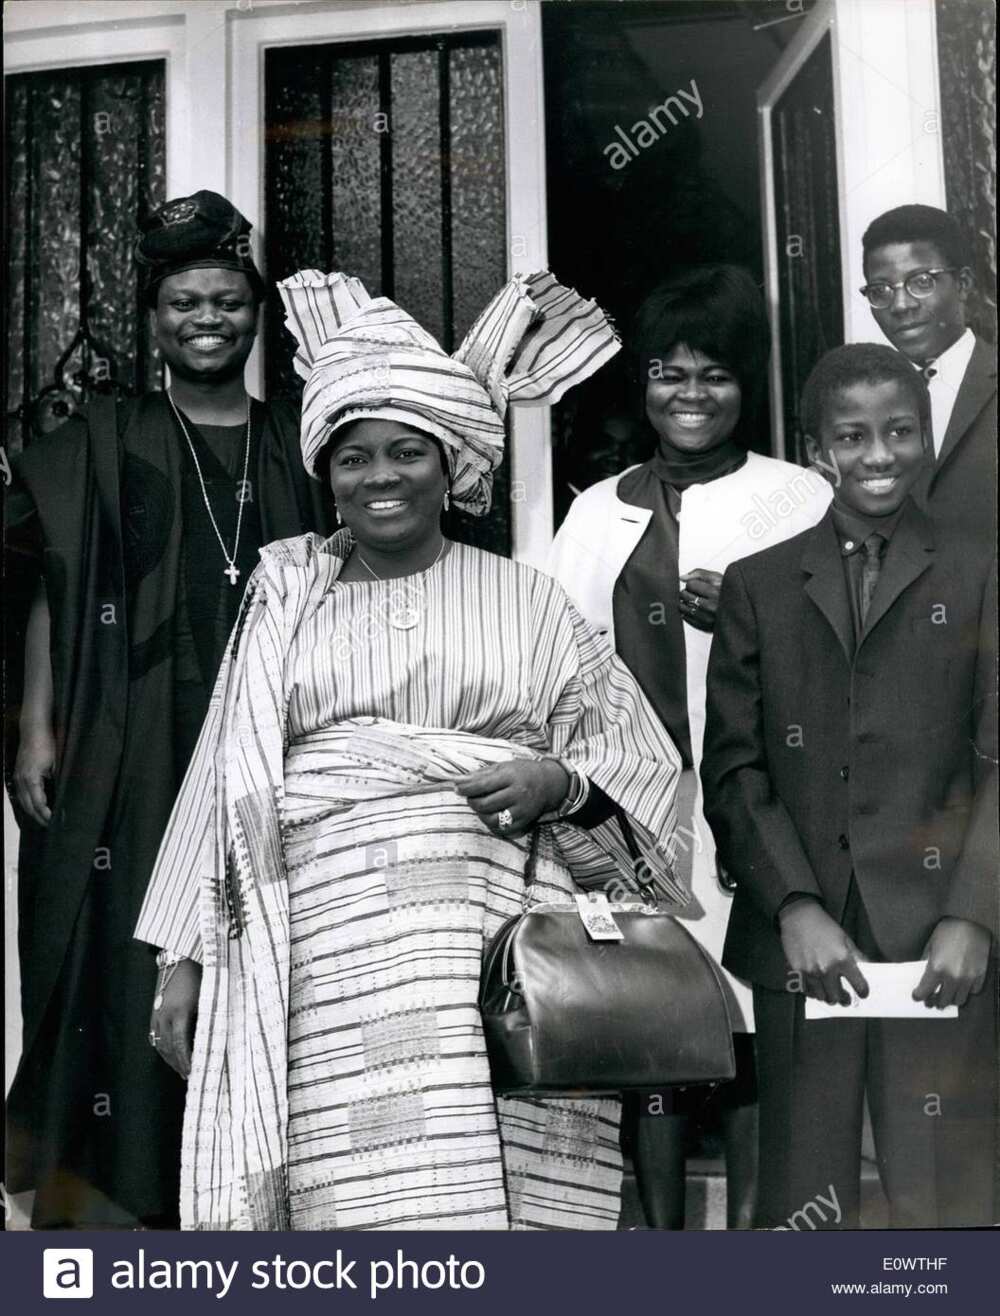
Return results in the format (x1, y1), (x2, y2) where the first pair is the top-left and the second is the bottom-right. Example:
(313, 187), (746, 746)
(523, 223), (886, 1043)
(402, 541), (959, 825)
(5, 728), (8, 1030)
(691, 596), (700, 609)
(497, 808), (514, 831)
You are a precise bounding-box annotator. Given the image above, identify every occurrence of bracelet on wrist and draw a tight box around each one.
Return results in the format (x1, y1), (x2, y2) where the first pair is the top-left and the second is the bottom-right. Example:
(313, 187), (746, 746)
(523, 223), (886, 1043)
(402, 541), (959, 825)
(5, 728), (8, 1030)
(539, 757), (591, 821)
(153, 953), (186, 1010)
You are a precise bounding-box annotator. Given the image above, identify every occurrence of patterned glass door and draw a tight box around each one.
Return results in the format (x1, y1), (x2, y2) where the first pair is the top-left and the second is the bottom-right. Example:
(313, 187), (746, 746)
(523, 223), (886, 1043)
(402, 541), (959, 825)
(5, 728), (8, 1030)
(264, 33), (509, 553)
(4, 60), (166, 453)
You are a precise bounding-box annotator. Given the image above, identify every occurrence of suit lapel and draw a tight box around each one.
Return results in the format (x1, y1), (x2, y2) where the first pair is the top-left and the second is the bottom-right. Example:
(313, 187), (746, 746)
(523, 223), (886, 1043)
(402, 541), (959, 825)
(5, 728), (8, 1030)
(859, 501), (935, 643)
(934, 337), (998, 478)
(802, 515), (854, 663)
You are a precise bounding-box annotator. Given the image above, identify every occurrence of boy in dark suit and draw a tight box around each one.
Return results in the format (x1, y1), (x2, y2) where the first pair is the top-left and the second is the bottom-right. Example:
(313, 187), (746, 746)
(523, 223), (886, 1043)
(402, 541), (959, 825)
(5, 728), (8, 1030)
(702, 344), (997, 1228)
(861, 204), (996, 542)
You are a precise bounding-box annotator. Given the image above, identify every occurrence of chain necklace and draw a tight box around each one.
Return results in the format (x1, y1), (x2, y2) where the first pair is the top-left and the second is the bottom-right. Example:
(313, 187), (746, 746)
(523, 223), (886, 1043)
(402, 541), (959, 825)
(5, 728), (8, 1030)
(356, 537), (447, 630)
(168, 391), (252, 585)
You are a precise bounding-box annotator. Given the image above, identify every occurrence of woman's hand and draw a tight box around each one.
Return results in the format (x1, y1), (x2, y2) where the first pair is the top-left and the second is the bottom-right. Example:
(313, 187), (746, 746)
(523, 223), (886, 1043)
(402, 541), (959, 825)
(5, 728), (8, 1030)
(14, 725), (56, 826)
(454, 758), (570, 839)
(150, 959), (202, 1079)
(679, 568), (724, 633)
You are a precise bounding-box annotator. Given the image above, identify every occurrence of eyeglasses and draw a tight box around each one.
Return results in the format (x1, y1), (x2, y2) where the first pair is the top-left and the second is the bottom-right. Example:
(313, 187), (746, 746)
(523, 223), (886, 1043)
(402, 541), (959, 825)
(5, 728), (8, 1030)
(859, 268), (958, 310)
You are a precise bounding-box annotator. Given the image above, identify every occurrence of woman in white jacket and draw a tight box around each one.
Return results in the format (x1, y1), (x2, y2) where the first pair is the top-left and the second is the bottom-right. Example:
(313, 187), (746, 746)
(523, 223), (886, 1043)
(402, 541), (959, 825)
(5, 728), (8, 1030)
(548, 266), (830, 1229)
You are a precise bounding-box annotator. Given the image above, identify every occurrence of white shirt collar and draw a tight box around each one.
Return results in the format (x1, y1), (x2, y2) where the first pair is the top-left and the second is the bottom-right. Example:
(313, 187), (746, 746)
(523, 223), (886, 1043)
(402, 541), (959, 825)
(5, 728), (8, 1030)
(922, 326), (976, 385)
(917, 328), (976, 457)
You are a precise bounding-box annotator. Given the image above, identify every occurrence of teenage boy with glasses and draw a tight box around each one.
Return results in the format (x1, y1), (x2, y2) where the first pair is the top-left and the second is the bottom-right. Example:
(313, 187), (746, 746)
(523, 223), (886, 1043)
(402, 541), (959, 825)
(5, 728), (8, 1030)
(860, 204), (996, 542)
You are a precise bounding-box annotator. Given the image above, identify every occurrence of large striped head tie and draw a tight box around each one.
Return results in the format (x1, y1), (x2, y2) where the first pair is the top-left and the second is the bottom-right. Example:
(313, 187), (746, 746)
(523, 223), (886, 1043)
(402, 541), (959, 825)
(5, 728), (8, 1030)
(277, 269), (620, 517)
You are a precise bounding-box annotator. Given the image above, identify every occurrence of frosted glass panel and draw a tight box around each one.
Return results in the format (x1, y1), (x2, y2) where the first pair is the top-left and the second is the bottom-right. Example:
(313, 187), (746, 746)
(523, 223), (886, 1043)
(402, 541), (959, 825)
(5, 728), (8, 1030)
(5, 61), (165, 450)
(33, 77), (83, 397)
(330, 55), (382, 294)
(449, 43), (506, 343)
(391, 50), (444, 344)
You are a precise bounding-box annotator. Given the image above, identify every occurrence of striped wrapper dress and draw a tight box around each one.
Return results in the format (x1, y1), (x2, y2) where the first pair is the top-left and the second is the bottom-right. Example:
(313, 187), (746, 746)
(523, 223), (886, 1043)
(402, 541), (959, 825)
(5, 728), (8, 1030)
(136, 532), (683, 1230)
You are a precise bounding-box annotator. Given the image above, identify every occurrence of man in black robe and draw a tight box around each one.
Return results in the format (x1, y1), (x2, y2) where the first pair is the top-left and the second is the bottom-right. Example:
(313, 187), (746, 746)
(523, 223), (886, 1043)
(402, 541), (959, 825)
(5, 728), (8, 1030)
(6, 191), (329, 1228)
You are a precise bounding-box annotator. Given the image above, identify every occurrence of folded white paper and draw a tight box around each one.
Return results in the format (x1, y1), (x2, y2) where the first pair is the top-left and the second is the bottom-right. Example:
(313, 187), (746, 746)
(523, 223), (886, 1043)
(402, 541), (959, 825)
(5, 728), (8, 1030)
(804, 961), (958, 1019)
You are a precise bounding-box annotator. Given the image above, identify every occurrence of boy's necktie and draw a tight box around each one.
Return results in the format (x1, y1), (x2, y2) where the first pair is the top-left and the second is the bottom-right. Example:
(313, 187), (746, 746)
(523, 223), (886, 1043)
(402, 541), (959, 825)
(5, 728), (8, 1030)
(859, 533), (886, 625)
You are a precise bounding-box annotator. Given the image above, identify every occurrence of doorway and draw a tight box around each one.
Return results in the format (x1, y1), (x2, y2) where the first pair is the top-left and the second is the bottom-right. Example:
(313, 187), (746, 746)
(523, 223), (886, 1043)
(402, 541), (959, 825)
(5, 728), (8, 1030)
(542, 0), (820, 522)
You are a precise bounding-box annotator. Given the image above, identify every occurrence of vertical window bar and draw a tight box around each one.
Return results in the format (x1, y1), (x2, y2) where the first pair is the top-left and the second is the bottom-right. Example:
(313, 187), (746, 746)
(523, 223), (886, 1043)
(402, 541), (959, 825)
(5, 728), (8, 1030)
(136, 68), (150, 391)
(379, 50), (394, 299)
(79, 73), (91, 382)
(320, 50), (334, 270)
(438, 39), (454, 352)
(22, 81), (35, 445)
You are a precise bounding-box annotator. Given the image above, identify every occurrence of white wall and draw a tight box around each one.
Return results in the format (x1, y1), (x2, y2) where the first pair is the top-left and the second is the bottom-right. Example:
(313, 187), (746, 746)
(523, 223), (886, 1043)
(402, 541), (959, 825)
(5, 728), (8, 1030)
(4, 795), (20, 1098)
(834, 0), (946, 345)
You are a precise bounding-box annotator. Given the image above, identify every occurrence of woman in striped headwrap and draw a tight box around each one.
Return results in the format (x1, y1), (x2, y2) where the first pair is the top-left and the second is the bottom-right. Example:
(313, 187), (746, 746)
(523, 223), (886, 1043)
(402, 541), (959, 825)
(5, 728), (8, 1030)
(135, 270), (684, 1231)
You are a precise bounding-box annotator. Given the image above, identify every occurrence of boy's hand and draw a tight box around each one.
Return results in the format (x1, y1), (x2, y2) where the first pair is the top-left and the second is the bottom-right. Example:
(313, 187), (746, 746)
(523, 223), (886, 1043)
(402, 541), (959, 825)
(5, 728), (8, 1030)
(778, 899), (870, 1005)
(913, 917), (991, 1010)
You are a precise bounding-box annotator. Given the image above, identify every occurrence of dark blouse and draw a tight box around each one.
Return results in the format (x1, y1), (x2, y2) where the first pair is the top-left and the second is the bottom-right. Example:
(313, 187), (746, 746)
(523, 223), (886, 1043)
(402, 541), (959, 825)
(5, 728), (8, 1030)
(611, 443), (747, 768)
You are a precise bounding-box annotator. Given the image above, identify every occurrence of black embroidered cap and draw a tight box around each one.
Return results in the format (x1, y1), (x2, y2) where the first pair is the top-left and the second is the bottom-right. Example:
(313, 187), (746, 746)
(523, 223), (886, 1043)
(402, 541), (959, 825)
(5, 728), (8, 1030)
(136, 190), (265, 302)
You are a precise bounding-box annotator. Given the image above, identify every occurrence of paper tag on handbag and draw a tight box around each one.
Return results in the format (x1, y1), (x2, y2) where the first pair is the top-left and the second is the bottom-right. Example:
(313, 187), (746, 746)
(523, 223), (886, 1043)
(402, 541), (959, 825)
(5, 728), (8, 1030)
(575, 892), (624, 941)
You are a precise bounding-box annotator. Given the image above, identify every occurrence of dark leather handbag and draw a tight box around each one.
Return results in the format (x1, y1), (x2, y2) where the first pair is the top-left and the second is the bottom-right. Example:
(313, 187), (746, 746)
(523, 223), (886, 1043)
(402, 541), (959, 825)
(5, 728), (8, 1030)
(478, 811), (735, 1095)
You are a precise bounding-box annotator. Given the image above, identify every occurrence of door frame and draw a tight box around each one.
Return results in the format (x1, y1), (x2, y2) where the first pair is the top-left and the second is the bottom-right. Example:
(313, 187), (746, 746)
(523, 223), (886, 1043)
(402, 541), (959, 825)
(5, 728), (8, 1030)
(758, 0), (946, 459)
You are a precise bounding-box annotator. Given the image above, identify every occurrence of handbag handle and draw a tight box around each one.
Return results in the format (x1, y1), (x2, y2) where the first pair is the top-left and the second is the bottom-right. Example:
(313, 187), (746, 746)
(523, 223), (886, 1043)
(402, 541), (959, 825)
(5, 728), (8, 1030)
(521, 824), (546, 908)
(613, 805), (661, 907)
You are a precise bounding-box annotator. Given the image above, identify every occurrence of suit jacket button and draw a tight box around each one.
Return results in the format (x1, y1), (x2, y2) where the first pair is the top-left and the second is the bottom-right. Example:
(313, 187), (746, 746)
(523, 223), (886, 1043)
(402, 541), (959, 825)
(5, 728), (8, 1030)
(840, 765), (849, 780)
(838, 834), (850, 850)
